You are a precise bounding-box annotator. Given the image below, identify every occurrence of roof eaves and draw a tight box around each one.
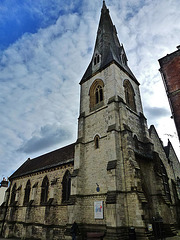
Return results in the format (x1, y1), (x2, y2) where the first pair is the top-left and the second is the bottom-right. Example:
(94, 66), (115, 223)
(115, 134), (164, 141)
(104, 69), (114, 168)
(9, 158), (74, 180)
(80, 60), (139, 85)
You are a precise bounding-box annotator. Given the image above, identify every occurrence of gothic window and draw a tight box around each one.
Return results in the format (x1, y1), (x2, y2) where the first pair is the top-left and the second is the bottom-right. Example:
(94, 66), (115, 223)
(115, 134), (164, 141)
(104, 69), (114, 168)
(10, 183), (16, 204)
(93, 53), (100, 66)
(41, 176), (49, 204)
(123, 79), (136, 112)
(122, 53), (127, 65)
(62, 170), (71, 203)
(134, 135), (139, 149)
(89, 79), (104, 111)
(32, 182), (38, 201)
(94, 135), (100, 149)
(24, 180), (31, 205)
(161, 163), (171, 202)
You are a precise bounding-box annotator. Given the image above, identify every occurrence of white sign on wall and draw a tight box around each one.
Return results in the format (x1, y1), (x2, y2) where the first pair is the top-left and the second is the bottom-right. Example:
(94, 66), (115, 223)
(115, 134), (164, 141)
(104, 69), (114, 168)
(94, 201), (103, 219)
(148, 224), (153, 232)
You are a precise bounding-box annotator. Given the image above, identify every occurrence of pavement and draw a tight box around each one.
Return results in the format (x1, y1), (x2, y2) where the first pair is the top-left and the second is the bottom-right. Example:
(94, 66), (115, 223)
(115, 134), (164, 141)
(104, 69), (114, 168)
(0, 237), (180, 240)
(0, 238), (20, 240)
(0, 232), (180, 240)
(0, 238), (21, 240)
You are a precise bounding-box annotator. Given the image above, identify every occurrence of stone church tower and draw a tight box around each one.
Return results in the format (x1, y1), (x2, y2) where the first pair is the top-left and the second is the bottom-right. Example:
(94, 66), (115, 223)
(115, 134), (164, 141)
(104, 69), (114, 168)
(67, 2), (178, 239)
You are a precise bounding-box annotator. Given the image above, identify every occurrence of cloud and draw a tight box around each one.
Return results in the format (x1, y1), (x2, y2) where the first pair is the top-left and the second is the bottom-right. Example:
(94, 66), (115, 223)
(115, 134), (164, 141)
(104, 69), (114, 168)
(144, 106), (170, 120)
(18, 124), (72, 153)
(0, 0), (87, 51)
(0, 9), (87, 177)
(0, 0), (180, 179)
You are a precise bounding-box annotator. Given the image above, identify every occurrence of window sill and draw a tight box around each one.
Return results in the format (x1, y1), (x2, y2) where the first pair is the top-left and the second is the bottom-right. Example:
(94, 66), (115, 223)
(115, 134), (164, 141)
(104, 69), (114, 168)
(40, 198), (54, 206)
(90, 101), (104, 112)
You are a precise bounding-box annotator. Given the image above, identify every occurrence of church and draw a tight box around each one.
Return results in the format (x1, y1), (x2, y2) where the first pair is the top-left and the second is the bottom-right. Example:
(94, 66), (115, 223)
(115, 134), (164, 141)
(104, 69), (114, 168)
(0, 2), (180, 239)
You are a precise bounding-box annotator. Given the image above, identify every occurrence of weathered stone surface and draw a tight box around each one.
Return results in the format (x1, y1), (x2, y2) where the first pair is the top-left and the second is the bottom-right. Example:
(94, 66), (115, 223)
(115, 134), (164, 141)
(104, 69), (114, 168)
(1, 3), (180, 240)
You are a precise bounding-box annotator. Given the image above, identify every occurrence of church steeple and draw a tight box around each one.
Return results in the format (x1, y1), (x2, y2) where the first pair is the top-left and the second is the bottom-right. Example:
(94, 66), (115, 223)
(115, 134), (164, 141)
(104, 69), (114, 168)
(80, 1), (137, 84)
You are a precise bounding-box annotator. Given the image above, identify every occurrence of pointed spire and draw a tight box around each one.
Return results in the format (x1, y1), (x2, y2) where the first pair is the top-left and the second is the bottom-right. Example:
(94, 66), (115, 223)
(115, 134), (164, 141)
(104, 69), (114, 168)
(80, 2), (137, 84)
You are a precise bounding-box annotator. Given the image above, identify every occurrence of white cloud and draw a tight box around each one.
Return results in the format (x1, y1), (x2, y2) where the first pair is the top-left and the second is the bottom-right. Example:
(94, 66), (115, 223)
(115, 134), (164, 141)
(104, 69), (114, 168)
(18, 123), (72, 153)
(0, 0), (180, 179)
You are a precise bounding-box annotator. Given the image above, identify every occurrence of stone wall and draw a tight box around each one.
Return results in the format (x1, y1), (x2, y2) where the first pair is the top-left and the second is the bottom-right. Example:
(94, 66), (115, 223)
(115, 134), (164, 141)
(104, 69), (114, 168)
(1, 163), (73, 239)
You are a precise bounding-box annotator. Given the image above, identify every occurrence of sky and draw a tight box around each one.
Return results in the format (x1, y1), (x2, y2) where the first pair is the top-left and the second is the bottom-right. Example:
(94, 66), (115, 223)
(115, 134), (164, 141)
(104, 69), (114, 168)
(0, 0), (180, 180)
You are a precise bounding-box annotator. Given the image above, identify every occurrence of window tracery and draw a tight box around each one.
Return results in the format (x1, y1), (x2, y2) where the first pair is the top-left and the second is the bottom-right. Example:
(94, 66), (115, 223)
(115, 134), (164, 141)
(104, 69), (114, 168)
(123, 79), (136, 111)
(24, 180), (31, 204)
(62, 170), (71, 203)
(41, 176), (49, 204)
(89, 79), (104, 111)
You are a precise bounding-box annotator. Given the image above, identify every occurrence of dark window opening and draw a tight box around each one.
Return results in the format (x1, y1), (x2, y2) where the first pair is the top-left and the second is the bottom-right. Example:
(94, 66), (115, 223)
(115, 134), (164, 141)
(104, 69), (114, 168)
(134, 135), (139, 149)
(95, 85), (103, 104)
(94, 53), (100, 66)
(97, 55), (100, 63)
(94, 58), (96, 65)
(123, 80), (136, 112)
(41, 176), (49, 204)
(95, 135), (100, 149)
(10, 183), (16, 204)
(62, 171), (71, 203)
(24, 180), (31, 204)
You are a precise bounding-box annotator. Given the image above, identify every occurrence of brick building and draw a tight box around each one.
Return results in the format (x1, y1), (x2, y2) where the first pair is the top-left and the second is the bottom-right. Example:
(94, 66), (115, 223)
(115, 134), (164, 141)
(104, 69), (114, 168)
(0, 2), (180, 239)
(159, 47), (180, 141)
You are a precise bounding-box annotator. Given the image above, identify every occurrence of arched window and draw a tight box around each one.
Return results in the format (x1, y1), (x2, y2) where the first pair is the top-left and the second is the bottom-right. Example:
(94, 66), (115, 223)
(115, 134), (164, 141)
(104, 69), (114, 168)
(10, 183), (16, 204)
(93, 53), (100, 66)
(62, 171), (71, 203)
(94, 135), (100, 149)
(41, 176), (49, 204)
(24, 180), (31, 204)
(123, 79), (136, 112)
(89, 79), (104, 111)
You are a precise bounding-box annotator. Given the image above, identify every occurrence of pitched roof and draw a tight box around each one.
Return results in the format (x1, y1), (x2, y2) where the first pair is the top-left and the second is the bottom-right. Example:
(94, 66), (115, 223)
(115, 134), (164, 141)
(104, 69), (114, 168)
(80, 1), (138, 84)
(9, 143), (75, 180)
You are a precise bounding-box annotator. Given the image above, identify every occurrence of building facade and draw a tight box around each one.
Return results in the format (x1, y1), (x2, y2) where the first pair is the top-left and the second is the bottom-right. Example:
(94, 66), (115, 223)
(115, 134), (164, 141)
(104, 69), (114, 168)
(0, 178), (8, 206)
(159, 46), (180, 141)
(0, 2), (180, 240)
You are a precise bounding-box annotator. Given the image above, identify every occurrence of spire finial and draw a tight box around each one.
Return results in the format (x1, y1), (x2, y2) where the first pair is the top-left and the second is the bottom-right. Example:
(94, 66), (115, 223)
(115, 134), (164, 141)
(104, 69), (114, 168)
(102, 0), (108, 12)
